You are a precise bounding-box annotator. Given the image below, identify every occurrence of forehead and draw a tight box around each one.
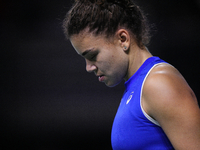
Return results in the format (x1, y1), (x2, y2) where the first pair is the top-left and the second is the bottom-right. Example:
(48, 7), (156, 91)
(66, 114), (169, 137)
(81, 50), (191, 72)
(70, 31), (114, 55)
(70, 32), (97, 54)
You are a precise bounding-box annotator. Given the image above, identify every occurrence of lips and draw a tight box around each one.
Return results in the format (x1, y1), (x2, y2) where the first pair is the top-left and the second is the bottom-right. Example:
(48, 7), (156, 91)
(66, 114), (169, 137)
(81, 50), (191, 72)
(98, 75), (105, 82)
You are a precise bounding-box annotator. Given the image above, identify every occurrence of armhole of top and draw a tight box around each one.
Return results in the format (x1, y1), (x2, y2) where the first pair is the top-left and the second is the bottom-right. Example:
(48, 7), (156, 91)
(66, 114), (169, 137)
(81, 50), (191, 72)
(140, 63), (167, 127)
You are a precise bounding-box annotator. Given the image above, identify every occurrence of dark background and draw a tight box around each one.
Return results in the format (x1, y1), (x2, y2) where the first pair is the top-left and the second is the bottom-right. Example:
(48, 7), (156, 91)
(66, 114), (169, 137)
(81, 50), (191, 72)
(1, 0), (200, 149)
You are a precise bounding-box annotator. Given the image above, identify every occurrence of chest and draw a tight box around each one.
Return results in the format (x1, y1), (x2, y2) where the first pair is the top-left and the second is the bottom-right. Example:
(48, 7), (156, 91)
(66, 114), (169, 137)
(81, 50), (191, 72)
(111, 89), (174, 150)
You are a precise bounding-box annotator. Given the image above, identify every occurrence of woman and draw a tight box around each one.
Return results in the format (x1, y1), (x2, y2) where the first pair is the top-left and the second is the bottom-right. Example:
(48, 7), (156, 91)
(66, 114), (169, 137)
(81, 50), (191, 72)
(63, 0), (200, 149)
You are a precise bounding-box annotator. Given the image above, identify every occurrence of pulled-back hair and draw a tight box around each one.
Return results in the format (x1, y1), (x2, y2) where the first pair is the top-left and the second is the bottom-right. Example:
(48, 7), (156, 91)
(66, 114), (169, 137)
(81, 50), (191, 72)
(63, 0), (151, 48)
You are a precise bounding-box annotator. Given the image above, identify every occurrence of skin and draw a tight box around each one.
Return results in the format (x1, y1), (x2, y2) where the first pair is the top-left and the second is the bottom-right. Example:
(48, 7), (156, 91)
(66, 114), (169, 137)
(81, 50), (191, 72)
(70, 28), (152, 87)
(142, 64), (200, 149)
(70, 28), (200, 149)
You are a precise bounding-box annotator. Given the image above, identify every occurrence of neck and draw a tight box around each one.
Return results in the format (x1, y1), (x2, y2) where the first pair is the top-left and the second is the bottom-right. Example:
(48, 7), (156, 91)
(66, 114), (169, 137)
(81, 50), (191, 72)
(124, 46), (152, 81)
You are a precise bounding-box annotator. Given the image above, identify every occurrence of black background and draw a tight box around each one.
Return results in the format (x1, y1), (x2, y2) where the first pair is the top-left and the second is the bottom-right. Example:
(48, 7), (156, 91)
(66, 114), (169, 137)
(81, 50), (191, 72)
(1, 0), (200, 149)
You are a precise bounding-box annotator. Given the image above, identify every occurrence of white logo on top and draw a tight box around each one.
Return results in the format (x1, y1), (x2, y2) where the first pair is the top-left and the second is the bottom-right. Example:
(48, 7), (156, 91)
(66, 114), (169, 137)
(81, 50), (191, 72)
(126, 91), (134, 104)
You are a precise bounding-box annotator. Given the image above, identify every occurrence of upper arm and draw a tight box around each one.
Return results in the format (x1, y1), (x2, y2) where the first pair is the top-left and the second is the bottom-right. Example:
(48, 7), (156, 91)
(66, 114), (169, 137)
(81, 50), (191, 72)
(142, 64), (200, 150)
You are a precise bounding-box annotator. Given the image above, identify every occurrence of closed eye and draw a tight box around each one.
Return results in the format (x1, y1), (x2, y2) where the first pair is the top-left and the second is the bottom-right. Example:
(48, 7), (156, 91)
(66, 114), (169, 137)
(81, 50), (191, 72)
(89, 54), (97, 60)
(87, 51), (98, 61)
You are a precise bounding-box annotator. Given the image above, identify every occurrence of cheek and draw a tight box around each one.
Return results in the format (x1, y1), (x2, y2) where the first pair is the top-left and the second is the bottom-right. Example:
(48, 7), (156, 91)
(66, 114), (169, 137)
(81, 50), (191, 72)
(98, 48), (127, 73)
(103, 56), (123, 73)
(98, 53), (115, 67)
(112, 54), (129, 77)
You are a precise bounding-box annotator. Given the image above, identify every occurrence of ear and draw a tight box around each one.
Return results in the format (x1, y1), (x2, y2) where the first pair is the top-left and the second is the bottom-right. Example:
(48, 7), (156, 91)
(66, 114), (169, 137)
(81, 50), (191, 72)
(116, 29), (130, 51)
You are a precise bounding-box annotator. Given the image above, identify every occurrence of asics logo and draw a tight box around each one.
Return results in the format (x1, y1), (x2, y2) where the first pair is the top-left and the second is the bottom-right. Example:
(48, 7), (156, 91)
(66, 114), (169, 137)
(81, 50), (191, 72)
(126, 91), (134, 104)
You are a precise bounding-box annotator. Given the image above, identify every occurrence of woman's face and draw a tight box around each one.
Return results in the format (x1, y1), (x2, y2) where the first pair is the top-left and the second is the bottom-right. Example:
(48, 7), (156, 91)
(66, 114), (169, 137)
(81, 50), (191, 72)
(70, 32), (129, 87)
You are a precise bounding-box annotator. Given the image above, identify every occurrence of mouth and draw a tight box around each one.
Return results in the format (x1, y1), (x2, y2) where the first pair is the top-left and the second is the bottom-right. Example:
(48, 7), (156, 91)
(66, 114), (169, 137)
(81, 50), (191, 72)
(98, 75), (105, 82)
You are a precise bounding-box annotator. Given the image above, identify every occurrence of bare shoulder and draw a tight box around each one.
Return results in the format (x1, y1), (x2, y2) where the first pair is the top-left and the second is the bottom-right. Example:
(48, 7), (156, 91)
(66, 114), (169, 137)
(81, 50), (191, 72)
(143, 63), (198, 108)
(142, 63), (200, 149)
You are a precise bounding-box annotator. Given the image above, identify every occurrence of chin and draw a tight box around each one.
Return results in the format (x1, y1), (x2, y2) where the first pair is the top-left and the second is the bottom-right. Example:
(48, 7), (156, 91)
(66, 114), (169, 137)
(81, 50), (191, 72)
(105, 80), (121, 88)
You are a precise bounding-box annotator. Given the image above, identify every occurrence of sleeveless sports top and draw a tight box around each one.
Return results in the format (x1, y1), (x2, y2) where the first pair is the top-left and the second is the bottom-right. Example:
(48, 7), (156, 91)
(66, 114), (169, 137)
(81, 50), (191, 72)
(111, 57), (174, 150)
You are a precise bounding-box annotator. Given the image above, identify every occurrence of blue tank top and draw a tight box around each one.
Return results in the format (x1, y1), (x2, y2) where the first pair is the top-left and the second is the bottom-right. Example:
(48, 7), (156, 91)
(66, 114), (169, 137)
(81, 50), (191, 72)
(111, 57), (174, 150)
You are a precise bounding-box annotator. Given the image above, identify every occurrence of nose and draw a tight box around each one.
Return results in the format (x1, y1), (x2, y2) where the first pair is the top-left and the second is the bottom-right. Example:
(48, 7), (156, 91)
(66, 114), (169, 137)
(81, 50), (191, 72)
(85, 60), (97, 73)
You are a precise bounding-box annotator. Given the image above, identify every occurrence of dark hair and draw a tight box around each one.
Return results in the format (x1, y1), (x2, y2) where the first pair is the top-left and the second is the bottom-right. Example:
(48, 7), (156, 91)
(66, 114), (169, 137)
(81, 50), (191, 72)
(63, 0), (151, 48)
